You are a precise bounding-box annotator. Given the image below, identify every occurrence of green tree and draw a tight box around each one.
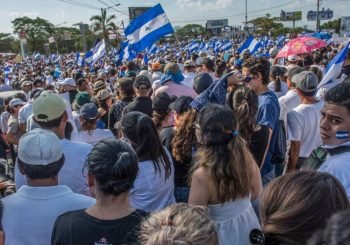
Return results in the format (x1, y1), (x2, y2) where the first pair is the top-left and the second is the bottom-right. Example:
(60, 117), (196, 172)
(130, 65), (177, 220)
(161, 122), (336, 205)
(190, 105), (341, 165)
(0, 33), (19, 52)
(321, 18), (341, 33)
(90, 8), (119, 51)
(176, 24), (207, 40)
(249, 14), (283, 35)
(11, 17), (55, 52)
(54, 27), (81, 53)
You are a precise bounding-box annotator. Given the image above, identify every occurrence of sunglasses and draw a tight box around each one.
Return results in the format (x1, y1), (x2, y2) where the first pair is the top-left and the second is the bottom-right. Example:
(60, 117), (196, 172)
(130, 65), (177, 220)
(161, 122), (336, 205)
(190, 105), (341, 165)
(241, 75), (254, 83)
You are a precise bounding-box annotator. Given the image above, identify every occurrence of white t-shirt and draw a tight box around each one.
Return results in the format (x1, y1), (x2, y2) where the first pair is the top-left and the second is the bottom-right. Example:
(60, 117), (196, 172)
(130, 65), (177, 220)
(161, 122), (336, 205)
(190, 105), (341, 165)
(319, 141), (350, 199)
(18, 101), (33, 124)
(278, 89), (301, 124)
(182, 72), (196, 88)
(71, 129), (114, 145)
(287, 101), (324, 157)
(2, 185), (94, 245)
(268, 81), (289, 98)
(152, 71), (163, 82)
(130, 148), (175, 212)
(15, 139), (93, 196)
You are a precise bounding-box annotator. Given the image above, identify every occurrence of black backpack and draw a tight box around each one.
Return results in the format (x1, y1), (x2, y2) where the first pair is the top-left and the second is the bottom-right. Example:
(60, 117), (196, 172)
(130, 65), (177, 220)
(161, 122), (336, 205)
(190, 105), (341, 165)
(271, 119), (287, 164)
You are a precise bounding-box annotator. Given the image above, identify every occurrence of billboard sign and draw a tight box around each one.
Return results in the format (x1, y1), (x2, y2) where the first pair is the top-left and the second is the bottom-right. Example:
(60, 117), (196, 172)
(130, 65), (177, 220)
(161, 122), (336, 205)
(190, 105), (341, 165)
(280, 11), (302, 21)
(129, 7), (152, 21)
(206, 19), (229, 29)
(307, 8), (333, 21)
(340, 16), (350, 36)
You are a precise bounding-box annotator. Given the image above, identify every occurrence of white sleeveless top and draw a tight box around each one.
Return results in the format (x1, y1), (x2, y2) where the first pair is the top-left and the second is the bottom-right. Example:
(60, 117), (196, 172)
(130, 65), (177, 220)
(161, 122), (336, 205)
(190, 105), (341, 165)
(208, 197), (260, 245)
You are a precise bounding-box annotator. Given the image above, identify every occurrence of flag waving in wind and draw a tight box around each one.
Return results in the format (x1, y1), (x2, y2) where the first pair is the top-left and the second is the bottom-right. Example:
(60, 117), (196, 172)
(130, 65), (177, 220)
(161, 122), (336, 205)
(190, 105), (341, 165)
(237, 36), (262, 55)
(318, 42), (350, 89)
(124, 4), (174, 52)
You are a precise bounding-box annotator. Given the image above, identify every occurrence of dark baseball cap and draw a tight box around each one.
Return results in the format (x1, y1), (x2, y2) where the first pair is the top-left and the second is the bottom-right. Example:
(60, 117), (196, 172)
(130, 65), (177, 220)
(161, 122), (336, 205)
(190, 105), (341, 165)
(134, 75), (151, 89)
(193, 72), (213, 94)
(169, 96), (193, 115)
(152, 92), (177, 114)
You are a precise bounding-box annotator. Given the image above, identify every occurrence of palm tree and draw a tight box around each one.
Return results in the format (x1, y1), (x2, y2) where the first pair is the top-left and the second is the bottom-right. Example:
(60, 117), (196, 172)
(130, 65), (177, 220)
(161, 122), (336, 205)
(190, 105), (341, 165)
(90, 8), (119, 52)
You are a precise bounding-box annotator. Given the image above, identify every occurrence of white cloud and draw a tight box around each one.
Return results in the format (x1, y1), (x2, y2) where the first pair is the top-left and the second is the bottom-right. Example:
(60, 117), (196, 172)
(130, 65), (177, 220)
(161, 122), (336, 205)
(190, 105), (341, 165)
(175, 0), (232, 10)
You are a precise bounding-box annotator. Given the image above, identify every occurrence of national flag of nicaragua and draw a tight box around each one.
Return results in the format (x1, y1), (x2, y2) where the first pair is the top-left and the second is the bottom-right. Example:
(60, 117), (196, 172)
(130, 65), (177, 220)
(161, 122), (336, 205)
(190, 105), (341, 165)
(318, 42), (350, 89)
(91, 39), (106, 65)
(237, 36), (262, 55)
(116, 41), (136, 63)
(124, 4), (174, 52)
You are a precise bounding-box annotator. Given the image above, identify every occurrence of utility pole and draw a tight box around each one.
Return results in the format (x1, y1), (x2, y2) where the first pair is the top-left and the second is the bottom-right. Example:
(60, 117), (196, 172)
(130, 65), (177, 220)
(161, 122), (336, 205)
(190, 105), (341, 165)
(73, 22), (87, 52)
(316, 0), (320, 32)
(245, 0), (248, 31)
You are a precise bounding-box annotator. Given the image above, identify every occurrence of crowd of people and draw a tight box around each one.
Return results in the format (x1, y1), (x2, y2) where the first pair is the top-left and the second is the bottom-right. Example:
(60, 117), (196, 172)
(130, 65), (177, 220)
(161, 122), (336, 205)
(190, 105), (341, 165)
(0, 37), (349, 245)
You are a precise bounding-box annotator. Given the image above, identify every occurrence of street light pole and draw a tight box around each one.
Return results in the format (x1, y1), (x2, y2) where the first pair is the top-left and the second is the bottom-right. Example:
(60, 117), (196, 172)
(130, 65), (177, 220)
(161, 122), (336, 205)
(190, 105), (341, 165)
(245, 0), (248, 31)
(54, 22), (67, 54)
(316, 0), (320, 32)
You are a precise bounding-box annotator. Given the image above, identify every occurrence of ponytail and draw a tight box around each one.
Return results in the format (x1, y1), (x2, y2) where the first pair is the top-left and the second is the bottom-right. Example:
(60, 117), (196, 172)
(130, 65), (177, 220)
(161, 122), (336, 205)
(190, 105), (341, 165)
(275, 76), (282, 92)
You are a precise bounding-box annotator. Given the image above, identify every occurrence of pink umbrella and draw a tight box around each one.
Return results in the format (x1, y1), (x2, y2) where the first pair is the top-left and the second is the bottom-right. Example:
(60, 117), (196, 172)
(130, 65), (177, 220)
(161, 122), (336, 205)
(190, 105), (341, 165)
(276, 36), (327, 58)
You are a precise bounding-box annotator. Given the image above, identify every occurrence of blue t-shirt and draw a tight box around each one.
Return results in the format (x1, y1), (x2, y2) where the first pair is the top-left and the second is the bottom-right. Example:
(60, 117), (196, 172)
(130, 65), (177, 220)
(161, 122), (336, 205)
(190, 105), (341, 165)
(257, 90), (280, 176)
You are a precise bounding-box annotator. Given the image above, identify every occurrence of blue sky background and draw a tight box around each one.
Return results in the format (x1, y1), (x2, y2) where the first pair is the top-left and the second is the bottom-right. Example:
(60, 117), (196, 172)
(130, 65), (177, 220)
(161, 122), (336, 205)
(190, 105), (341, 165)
(1, 0), (349, 33)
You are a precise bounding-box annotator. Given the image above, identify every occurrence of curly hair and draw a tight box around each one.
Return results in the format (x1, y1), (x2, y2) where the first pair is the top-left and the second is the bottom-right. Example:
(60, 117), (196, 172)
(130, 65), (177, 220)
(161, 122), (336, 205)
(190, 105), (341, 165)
(139, 203), (218, 245)
(172, 109), (197, 163)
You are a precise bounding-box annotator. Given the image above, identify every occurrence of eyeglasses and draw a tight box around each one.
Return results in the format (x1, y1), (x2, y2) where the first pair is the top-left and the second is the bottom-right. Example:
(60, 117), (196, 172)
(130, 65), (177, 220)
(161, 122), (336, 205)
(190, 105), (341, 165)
(241, 75), (254, 83)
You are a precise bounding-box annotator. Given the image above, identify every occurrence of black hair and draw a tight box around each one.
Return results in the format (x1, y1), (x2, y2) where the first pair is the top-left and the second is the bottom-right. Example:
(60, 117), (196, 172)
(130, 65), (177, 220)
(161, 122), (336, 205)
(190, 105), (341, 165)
(86, 138), (139, 196)
(303, 55), (314, 67)
(64, 121), (73, 140)
(270, 66), (284, 92)
(215, 60), (227, 78)
(18, 155), (65, 179)
(228, 86), (259, 142)
(203, 58), (215, 72)
(126, 61), (137, 71)
(34, 111), (66, 129)
(325, 82), (350, 114)
(120, 112), (172, 179)
(313, 53), (323, 64)
(242, 57), (270, 85)
(33, 79), (43, 87)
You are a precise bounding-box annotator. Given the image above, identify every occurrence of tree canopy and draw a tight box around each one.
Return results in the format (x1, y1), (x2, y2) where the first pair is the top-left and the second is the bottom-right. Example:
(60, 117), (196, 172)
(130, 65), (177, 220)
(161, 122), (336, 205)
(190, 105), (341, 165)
(12, 17), (55, 51)
(321, 18), (341, 33)
(176, 24), (208, 39)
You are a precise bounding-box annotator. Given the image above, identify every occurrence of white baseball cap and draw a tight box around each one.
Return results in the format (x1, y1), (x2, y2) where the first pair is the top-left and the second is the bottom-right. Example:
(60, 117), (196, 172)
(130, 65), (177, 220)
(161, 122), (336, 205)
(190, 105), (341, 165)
(59, 78), (76, 87)
(9, 98), (24, 108)
(18, 128), (63, 165)
(287, 55), (299, 62)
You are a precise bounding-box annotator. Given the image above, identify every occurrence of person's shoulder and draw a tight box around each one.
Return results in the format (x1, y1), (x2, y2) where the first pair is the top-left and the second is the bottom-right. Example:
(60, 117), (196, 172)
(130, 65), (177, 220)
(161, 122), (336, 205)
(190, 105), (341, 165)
(61, 139), (93, 151)
(133, 209), (149, 219)
(56, 209), (85, 222)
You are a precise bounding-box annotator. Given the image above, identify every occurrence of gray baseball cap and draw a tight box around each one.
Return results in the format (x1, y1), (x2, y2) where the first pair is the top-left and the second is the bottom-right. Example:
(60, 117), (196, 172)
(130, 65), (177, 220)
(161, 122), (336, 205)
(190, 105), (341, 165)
(292, 71), (318, 93)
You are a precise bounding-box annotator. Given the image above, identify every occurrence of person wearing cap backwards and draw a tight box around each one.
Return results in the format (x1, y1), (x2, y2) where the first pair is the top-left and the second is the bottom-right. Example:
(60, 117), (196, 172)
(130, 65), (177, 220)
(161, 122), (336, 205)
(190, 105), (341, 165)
(182, 60), (197, 88)
(59, 78), (78, 104)
(3, 128), (95, 245)
(151, 62), (163, 83)
(122, 75), (153, 117)
(286, 71), (324, 172)
(153, 62), (195, 98)
(285, 55), (300, 70)
(14, 91), (93, 196)
(6, 98), (25, 146)
(71, 103), (114, 145)
(269, 47), (278, 65)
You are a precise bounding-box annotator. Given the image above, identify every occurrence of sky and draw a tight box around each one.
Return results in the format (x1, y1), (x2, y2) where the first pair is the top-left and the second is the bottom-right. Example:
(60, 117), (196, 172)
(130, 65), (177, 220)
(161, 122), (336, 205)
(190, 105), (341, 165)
(0, 0), (349, 34)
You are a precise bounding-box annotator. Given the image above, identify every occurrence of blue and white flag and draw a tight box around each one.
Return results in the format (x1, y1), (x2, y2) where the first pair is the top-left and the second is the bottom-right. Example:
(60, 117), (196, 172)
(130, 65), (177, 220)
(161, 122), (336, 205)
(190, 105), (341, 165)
(276, 35), (285, 47)
(189, 42), (199, 53)
(124, 4), (174, 52)
(318, 42), (350, 89)
(116, 41), (136, 63)
(148, 43), (158, 54)
(221, 41), (233, 52)
(91, 39), (106, 65)
(76, 53), (85, 67)
(85, 50), (94, 64)
(237, 36), (262, 55)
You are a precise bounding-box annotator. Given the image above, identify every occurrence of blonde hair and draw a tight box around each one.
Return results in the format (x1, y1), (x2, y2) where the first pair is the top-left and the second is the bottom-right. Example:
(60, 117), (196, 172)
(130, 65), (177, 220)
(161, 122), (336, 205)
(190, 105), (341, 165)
(139, 203), (218, 245)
